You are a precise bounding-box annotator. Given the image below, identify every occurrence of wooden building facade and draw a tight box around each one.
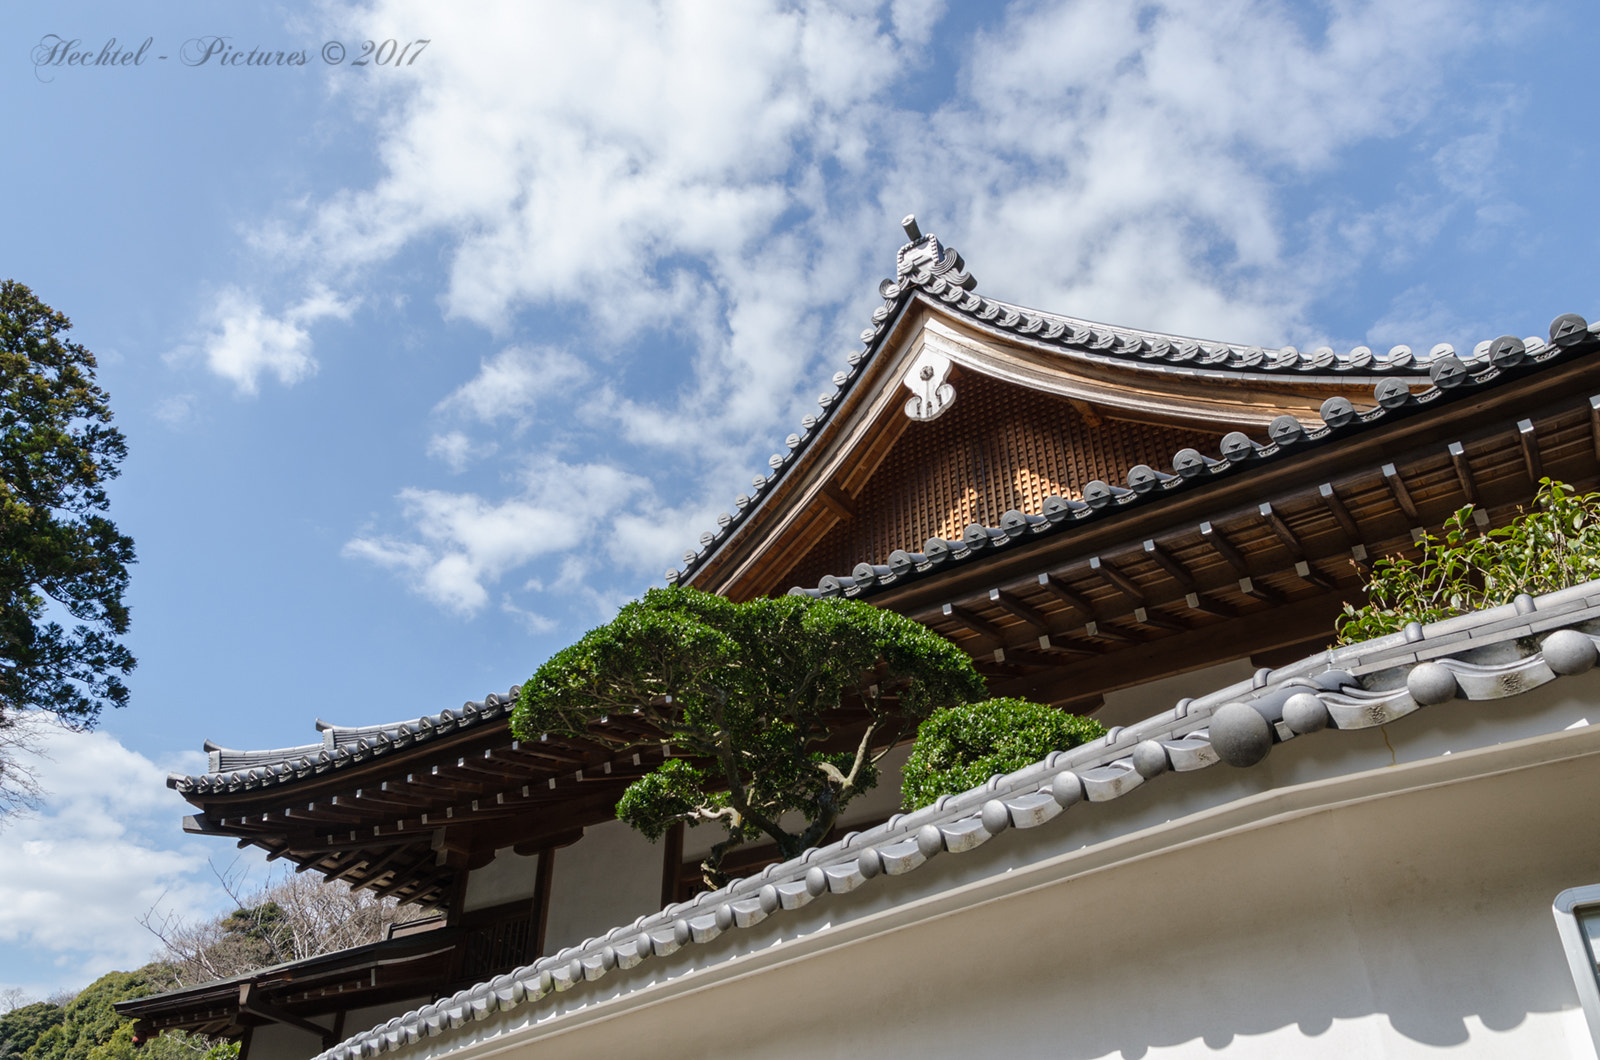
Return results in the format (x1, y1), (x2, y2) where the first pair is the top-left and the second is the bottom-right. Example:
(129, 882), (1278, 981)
(119, 219), (1600, 1058)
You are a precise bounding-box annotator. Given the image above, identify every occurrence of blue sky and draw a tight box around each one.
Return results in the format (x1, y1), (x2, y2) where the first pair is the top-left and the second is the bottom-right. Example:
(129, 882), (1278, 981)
(2, 0), (1597, 997)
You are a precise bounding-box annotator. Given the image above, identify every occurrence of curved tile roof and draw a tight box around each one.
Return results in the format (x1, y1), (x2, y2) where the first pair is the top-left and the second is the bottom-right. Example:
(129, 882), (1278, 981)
(171, 688), (520, 796)
(666, 215), (1596, 589)
(311, 578), (1600, 1060)
(785, 312), (1598, 599)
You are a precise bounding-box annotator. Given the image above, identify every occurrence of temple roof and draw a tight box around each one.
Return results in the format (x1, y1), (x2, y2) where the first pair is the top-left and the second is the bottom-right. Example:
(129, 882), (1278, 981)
(666, 216), (1597, 593)
(174, 688), (521, 796)
(782, 316), (1598, 600)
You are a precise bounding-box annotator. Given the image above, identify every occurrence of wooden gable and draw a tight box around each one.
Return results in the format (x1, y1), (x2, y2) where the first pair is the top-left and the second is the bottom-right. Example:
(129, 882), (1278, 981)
(689, 289), (1391, 603)
(779, 369), (1225, 594)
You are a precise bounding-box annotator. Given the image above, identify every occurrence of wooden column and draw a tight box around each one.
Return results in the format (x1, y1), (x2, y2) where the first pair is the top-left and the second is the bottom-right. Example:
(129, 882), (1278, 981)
(660, 822), (685, 908)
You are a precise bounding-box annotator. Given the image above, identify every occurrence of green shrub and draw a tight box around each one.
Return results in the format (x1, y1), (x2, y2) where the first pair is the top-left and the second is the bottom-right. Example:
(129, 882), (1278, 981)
(1, 1001), (63, 1060)
(1337, 479), (1600, 644)
(901, 697), (1105, 810)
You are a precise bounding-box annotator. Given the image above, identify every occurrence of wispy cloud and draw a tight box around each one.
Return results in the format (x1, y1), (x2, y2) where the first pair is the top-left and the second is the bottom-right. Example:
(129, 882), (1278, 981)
(197, 286), (352, 395)
(345, 454), (662, 615)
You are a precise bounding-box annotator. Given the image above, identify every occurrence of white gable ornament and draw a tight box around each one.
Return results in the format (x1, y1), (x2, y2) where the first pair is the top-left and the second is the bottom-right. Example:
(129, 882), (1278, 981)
(903, 348), (955, 421)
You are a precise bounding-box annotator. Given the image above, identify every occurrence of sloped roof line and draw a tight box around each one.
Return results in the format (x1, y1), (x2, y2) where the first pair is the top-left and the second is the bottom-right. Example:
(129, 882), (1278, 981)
(309, 578), (1600, 1060)
(665, 217), (1589, 587)
(170, 688), (520, 796)
(786, 313), (1599, 598)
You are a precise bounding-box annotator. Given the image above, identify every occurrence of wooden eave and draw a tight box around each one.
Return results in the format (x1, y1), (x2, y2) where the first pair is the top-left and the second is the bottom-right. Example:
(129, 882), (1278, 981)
(179, 721), (672, 906)
(117, 927), (463, 1040)
(857, 354), (1600, 709)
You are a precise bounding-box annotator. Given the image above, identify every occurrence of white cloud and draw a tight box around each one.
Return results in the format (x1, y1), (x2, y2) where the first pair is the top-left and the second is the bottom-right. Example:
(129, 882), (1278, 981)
(436, 345), (589, 426)
(877, 0), (1486, 346)
(199, 286), (352, 395)
(0, 722), (233, 993)
(426, 430), (492, 473)
(275, 0), (1507, 615)
(345, 455), (660, 615)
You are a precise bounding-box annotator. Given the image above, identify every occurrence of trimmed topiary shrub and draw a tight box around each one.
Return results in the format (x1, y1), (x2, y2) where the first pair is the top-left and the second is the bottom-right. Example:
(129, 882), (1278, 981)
(901, 697), (1105, 810)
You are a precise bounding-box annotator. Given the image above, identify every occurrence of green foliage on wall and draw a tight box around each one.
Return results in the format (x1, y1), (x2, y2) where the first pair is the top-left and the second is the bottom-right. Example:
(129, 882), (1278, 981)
(901, 697), (1105, 810)
(1336, 479), (1600, 643)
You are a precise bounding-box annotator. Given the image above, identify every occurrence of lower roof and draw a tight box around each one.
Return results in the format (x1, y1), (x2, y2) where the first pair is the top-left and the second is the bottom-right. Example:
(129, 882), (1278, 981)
(306, 576), (1600, 1060)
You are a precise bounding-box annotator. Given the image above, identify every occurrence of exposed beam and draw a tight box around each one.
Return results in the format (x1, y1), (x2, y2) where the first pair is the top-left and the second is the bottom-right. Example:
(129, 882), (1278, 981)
(817, 482), (856, 521)
(1257, 502), (1305, 559)
(1318, 483), (1361, 542)
(1030, 635), (1098, 658)
(1517, 419), (1543, 484)
(1068, 398), (1104, 428)
(1182, 591), (1234, 619)
(1141, 539), (1195, 589)
(1590, 395), (1600, 463)
(987, 588), (1053, 634)
(939, 602), (1005, 642)
(1291, 559), (1337, 592)
(1088, 556), (1145, 605)
(1199, 521), (1248, 576)
(1236, 576), (1282, 604)
(1130, 606), (1186, 632)
(1447, 442), (1478, 505)
(1382, 462), (1420, 521)
(238, 984), (335, 1047)
(992, 593), (1345, 706)
(1035, 572), (1094, 617)
(325, 853), (373, 885)
(353, 846), (432, 894)
(1082, 620), (1135, 644)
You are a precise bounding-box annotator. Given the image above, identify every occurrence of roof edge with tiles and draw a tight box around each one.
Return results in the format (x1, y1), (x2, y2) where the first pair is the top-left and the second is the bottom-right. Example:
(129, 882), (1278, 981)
(170, 688), (520, 796)
(309, 577), (1600, 1060)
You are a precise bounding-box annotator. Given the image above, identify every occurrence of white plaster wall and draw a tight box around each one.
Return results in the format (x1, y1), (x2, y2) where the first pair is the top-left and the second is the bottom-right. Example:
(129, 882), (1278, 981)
(461, 847), (540, 913)
(247, 1021), (329, 1060)
(542, 819), (661, 955)
(486, 747), (1600, 1060)
(1096, 657), (1256, 729)
(404, 671), (1600, 1060)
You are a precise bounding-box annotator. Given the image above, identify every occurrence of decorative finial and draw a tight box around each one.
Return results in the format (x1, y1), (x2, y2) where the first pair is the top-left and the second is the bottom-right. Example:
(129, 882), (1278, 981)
(901, 215), (923, 243)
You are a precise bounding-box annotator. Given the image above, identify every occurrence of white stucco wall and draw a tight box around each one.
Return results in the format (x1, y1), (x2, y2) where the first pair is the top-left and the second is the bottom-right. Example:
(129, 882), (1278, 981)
(394, 668), (1600, 1060)
(1096, 657), (1256, 729)
(461, 848), (540, 913)
(542, 819), (662, 955)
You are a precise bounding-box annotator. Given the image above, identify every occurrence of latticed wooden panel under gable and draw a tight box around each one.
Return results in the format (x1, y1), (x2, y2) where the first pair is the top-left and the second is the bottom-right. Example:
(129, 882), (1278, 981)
(778, 372), (1225, 592)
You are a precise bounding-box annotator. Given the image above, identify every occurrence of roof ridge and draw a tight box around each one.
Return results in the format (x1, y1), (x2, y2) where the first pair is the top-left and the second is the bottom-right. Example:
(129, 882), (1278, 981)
(666, 215), (1595, 587)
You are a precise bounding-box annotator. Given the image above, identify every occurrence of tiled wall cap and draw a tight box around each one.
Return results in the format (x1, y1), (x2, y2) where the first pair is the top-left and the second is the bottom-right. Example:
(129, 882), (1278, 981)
(1406, 662), (1459, 706)
(1541, 629), (1597, 676)
(1132, 740), (1170, 778)
(1282, 692), (1331, 735)
(1208, 703), (1273, 767)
